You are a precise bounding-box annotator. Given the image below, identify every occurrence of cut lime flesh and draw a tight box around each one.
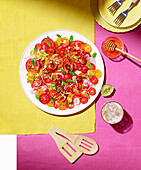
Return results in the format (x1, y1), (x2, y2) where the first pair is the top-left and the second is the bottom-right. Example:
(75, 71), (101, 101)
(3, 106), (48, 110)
(101, 84), (114, 97)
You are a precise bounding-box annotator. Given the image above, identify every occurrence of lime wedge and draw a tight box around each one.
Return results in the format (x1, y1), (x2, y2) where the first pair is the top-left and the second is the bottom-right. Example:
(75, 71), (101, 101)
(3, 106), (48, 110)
(101, 84), (114, 97)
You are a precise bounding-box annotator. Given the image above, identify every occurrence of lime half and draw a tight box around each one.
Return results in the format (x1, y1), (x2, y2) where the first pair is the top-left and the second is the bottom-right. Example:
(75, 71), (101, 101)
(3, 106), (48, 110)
(101, 84), (114, 97)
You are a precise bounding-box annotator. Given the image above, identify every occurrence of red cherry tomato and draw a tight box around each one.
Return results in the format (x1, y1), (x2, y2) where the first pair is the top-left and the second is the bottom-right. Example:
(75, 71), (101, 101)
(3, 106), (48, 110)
(68, 103), (75, 109)
(35, 43), (42, 51)
(44, 78), (52, 84)
(46, 48), (55, 56)
(89, 87), (96, 96)
(72, 93), (82, 100)
(64, 74), (72, 81)
(81, 65), (89, 73)
(56, 47), (66, 57)
(39, 93), (50, 104)
(80, 96), (88, 104)
(49, 90), (57, 98)
(77, 63), (82, 71)
(41, 38), (55, 50)
(26, 58), (40, 73)
(70, 40), (83, 51)
(90, 76), (98, 85)
(90, 63), (96, 70)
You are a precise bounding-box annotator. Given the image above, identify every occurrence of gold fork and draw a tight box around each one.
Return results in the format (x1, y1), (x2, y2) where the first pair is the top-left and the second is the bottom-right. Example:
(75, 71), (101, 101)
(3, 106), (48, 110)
(107, 0), (125, 16)
(114, 0), (138, 26)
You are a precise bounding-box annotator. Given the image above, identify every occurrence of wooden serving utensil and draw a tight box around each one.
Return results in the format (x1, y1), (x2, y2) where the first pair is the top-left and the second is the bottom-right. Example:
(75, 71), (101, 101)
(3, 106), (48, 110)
(49, 126), (82, 163)
(106, 41), (141, 62)
(49, 125), (99, 156)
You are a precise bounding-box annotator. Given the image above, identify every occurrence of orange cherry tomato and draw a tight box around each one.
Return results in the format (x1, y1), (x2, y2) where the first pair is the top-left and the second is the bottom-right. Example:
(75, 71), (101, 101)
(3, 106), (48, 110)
(47, 101), (54, 107)
(94, 69), (102, 79)
(61, 37), (70, 47)
(58, 102), (67, 110)
(81, 44), (92, 53)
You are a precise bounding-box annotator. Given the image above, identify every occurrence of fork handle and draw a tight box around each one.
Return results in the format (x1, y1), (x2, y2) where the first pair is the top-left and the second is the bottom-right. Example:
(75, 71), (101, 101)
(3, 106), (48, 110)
(116, 48), (141, 62)
(132, 0), (138, 3)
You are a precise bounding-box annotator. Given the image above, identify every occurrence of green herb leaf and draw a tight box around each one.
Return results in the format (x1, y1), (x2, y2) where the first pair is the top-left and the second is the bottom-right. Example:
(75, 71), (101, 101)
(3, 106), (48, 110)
(89, 75), (92, 78)
(49, 75), (52, 79)
(27, 65), (32, 69)
(82, 84), (85, 88)
(61, 80), (68, 86)
(47, 36), (50, 38)
(34, 67), (38, 70)
(44, 70), (49, 73)
(69, 35), (73, 42)
(49, 97), (53, 103)
(92, 52), (97, 58)
(66, 79), (74, 83)
(51, 54), (59, 58)
(93, 84), (95, 87)
(60, 68), (66, 74)
(85, 93), (90, 99)
(34, 47), (37, 54)
(56, 34), (61, 38)
(82, 76), (87, 79)
(82, 41), (87, 44)
(52, 84), (57, 90)
(34, 73), (40, 79)
(41, 56), (45, 61)
(35, 94), (39, 101)
(69, 71), (75, 76)
(32, 58), (36, 66)
(67, 100), (69, 107)
(45, 39), (51, 46)
(77, 56), (81, 59)
(87, 60), (91, 69)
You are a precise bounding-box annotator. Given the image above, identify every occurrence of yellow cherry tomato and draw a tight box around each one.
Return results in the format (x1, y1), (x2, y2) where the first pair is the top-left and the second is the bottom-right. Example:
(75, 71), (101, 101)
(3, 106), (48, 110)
(54, 37), (62, 48)
(27, 72), (34, 78)
(88, 70), (95, 76)
(27, 77), (34, 84)
(81, 43), (92, 53)
(30, 50), (35, 55)
(94, 69), (102, 79)
(47, 101), (54, 107)
(61, 37), (70, 47)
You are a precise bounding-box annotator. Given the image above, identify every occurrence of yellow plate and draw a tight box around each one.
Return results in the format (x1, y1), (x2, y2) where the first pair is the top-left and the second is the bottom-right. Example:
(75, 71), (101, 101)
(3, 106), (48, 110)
(90, 0), (141, 32)
(98, 0), (141, 28)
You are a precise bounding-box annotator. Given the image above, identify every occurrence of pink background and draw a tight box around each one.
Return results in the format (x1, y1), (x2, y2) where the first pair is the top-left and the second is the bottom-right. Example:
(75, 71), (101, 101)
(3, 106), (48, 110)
(17, 22), (141, 170)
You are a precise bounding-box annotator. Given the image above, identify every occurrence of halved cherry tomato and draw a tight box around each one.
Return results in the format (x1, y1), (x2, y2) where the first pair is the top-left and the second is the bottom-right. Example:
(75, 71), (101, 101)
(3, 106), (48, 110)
(90, 76), (98, 85)
(41, 38), (55, 50)
(94, 69), (102, 79)
(81, 43), (92, 53)
(72, 93), (82, 100)
(39, 93), (50, 104)
(70, 40), (83, 51)
(68, 103), (75, 109)
(89, 87), (96, 96)
(43, 77), (52, 84)
(64, 74), (72, 81)
(56, 47), (66, 57)
(46, 48), (55, 56)
(80, 96), (88, 104)
(81, 65), (89, 73)
(47, 101), (54, 107)
(49, 90), (57, 98)
(26, 58), (40, 73)
(61, 37), (70, 47)
(58, 102), (67, 110)
(90, 63), (96, 70)
(35, 43), (42, 51)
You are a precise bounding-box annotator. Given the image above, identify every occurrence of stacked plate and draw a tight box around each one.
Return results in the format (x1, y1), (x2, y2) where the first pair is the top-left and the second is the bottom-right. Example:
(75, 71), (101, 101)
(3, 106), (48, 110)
(90, 0), (141, 32)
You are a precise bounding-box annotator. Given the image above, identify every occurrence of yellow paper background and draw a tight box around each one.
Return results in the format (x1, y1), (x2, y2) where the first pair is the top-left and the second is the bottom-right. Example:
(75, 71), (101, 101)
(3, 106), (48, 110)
(0, 0), (95, 134)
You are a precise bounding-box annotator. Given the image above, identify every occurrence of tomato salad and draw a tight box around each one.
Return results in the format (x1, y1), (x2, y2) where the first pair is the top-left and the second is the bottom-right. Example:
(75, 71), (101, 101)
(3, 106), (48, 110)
(25, 34), (102, 110)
